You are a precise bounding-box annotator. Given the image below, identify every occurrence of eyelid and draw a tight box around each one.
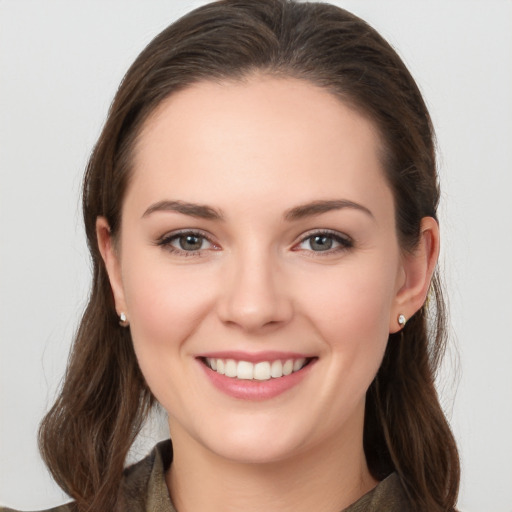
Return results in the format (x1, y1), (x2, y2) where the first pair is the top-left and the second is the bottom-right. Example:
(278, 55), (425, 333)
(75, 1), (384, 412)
(156, 229), (220, 255)
(293, 228), (354, 253)
(155, 228), (352, 256)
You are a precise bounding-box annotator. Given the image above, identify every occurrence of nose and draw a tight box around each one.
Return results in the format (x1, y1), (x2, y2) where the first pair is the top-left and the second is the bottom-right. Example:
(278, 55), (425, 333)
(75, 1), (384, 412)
(216, 248), (293, 333)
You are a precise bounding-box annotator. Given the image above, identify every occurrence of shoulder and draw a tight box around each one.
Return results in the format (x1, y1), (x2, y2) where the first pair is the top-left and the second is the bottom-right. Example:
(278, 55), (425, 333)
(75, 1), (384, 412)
(343, 473), (413, 512)
(0, 440), (173, 512)
(116, 439), (174, 511)
(367, 473), (412, 511)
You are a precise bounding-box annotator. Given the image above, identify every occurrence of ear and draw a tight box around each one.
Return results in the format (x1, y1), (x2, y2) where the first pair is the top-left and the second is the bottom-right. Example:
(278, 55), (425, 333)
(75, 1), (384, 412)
(96, 217), (127, 318)
(390, 216), (440, 333)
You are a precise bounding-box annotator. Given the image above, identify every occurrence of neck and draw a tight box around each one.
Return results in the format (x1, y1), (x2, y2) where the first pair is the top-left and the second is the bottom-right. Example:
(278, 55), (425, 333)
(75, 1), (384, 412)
(166, 421), (377, 512)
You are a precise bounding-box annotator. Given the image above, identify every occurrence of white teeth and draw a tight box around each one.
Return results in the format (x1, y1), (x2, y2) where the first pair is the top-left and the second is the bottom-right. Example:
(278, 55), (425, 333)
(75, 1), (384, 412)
(282, 359), (293, 376)
(254, 361), (271, 380)
(237, 361), (253, 380)
(205, 357), (308, 381)
(293, 358), (306, 372)
(270, 360), (283, 378)
(225, 359), (237, 377)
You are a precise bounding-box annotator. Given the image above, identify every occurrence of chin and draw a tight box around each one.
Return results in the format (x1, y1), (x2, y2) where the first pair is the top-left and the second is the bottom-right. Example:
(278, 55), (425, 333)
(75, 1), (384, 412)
(184, 417), (312, 465)
(209, 436), (305, 465)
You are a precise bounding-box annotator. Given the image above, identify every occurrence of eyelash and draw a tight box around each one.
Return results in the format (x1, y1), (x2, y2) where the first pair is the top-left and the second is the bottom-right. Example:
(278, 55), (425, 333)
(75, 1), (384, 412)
(294, 229), (354, 255)
(156, 230), (217, 256)
(155, 229), (353, 257)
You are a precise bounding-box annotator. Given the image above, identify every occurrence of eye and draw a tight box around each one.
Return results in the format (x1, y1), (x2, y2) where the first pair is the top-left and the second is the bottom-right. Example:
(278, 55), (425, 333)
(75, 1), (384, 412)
(174, 233), (209, 251)
(296, 230), (353, 253)
(157, 230), (218, 255)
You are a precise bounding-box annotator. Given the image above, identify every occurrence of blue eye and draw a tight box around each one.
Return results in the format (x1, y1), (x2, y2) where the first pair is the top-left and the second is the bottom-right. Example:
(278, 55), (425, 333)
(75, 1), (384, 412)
(298, 231), (353, 253)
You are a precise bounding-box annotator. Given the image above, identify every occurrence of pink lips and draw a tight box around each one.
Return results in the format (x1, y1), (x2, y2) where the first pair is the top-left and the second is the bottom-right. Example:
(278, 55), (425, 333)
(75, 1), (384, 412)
(196, 351), (316, 401)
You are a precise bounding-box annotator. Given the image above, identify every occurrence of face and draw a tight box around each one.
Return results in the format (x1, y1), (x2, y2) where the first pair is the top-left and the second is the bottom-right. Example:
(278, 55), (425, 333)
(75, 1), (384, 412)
(100, 77), (413, 465)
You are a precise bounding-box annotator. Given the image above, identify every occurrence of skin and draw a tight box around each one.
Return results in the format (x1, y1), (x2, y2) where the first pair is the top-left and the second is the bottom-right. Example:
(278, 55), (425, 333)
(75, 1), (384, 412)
(98, 76), (439, 512)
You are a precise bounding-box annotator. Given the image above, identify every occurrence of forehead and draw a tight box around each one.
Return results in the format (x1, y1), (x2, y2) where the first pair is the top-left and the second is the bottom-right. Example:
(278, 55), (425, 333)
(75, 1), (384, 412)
(126, 76), (391, 219)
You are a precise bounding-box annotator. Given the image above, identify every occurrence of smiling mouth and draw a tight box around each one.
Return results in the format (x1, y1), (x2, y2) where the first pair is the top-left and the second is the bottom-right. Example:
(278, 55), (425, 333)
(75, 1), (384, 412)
(201, 357), (313, 381)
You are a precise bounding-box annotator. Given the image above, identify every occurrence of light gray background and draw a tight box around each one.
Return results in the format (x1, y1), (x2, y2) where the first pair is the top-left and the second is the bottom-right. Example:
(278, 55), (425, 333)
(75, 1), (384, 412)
(1, 1), (511, 510)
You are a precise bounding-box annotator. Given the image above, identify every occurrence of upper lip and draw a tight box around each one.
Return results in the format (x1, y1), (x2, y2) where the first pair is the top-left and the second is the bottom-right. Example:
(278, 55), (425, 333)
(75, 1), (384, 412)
(196, 351), (314, 363)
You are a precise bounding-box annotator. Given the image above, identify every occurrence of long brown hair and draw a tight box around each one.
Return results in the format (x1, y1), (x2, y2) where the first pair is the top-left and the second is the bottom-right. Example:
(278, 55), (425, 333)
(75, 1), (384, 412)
(39, 1), (460, 510)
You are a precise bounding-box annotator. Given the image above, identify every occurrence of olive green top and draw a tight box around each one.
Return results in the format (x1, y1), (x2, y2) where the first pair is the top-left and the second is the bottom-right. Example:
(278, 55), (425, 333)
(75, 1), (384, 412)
(1, 440), (411, 511)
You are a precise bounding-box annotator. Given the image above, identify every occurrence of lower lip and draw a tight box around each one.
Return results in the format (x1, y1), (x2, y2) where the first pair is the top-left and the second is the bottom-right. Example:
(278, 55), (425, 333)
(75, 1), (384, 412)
(198, 359), (316, 401)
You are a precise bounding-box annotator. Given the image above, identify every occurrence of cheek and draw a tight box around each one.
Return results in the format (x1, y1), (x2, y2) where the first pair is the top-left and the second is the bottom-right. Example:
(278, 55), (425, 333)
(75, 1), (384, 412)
(121, 251), (216, 356)
(294, 256), (398, 405)
(292, 263), (396, 428)
(297, 261), (397, 345)
(120, 256), (219, 410)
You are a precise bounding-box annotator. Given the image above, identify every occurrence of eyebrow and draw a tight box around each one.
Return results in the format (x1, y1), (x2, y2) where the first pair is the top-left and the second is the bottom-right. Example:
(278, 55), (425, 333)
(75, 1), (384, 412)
(141, 198), (373, 222)
(142, 200), (224, 220)
(284, 199), (374, 221)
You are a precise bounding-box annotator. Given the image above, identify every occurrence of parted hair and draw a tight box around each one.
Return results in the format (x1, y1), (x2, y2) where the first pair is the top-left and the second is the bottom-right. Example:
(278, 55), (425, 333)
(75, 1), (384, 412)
(39, 1), (460, 511)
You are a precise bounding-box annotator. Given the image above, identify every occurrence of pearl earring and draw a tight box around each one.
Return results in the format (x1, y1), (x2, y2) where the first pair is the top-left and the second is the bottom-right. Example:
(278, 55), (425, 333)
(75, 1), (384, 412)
(397, 313), (406, 329)
(119, 312), (129, 327)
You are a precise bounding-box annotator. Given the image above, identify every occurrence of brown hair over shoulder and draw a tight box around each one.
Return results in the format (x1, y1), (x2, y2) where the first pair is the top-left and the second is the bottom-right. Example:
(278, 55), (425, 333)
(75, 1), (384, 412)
(39, 1), (460, 511)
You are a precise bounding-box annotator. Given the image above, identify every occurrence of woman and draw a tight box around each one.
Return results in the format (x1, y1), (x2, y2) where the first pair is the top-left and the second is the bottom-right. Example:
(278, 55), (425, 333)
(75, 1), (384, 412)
(2, 0), (460, 511)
